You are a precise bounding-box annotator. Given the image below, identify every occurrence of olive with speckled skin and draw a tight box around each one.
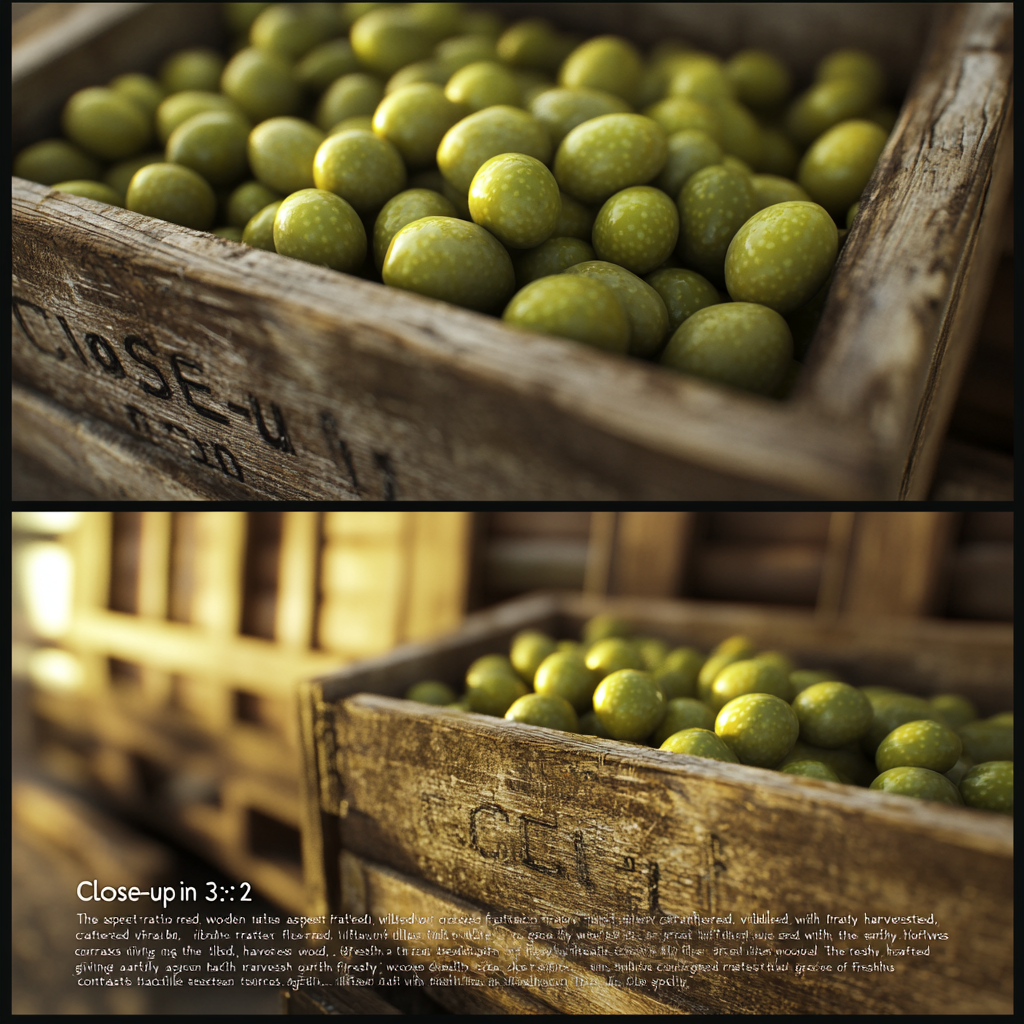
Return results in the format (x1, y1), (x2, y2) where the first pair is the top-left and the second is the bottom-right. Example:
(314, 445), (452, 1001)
(593, 669), (666, 742)
(793, 681), (872, 748)
(861, 693), (942, 758)
(578, 709), (610, 737)
(656, 129), (723, 201)
(242, 200), (282, 250)
(653, 647), (706, 701)
(166, 111), (250, 187)
(644, 97), (723, 146)
(534, 649), (598, 713)
(653, 699), (716, 746)
(316, 73), (385, 132)
(676, 164), (758, 285)
(372, 188), (458, 269)
(221, 48), (301, 123)
(798, 119), (888, 219)
(725, 201), (838, 314)
(714, 98), (763, 169)
(661, 302), (793, 395)
(790, 669), (840, 695)
(161, 47), (225, 95)
(529, 87), (633, 148)
(715, 693), (799, 768)
(559, 36), (643, 106)
(563, 260), (670, 358)
(870, 767), (963, 805)
(465, 653), (529, 716)
(960, 761), (1012, 815)
(405, 680), (457, 705)
(156, 91), (245, 145)
(668, 55), (734, 105)
(505, 692), (579, 732)
(645, 267), (720, 334)
(592, 185), (679, 276)
(751, 175), (810, 210)
(725, 50), (792, 112)
(468, 153), (560, 249)
(660, 727), (739, 762)
(375, 83), (467, 171)
(776, 739), (876, 786)
(785, 78), (878, 149)
(62, 87), (151, 162)
(313, 129), (406, 216)
(350, 6), (434, 77)
(780, 760), (840, 782)
(227, 180), (280, 229)
(103, 153), (166, 198)
(697, 635), (757, 704)
(14, 139), (101, 187)
(552, 192), (596, 240)
(875, 719), (962, 774)
(497, 19), (573, 75)
(502, 275), (630, 353)
(384, 216), (515, 313)
(710, 658), (792, 713)
(52, 180), (124, 206)
(513, 236), (595, 288)
(250, 4), (329, 62)
(509, 630), (558, 684)
(126, 162), (216, 230)
(110, 73), (166, 122)
(248, 117), (324, 195)
(586, 638), (644, 678)
(438, 106), (551, 195)
(555, 113), (667, 206)
(816, 50), (885, 104)
(446, 60), (522, 111)
(295, 38), (361, 94)
(435, 34), (499, 79)
(957, 721), (1013, 763)
(929, 694), (977, 731)
(272, 188), (366, 272)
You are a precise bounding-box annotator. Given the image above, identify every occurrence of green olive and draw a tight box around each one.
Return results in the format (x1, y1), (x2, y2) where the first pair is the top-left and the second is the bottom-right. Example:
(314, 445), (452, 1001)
(652, 699), (716, 747)
(315, 73), (385, 132)
(591, 185), (679, 276)
(593, 669), (666, 742)
(676, 164), (758, 284)
(242, 200), (282, 250)
(249, 4), (328, 61)
(383, 216), (515, 313)
(653, 647), (706, 701)
(505, 692), (578, 732)
(160, 47), (225, 94)
(508, 630), (559, 684)
(350, 6), (434, 77)
(109, 73), (166, 122)
(930, 694), (978, 731)
(62, 87), (151, 162)
(715, 693), (799, 768)
(445, 60), (522, 111)
(14, 139), (101, 186)
(790, 669), (840, 695)
(126, 162), (216, 230)
(226, 180), (281, 229)
(558, 36), (643, 106)
(697, 636), (757, 703)
(586, 638), (644, 678)
(660, 301), (793, 395)
(374, 83), (467, 170)
(513, 236), (595, 288)
(944, 753), (976, 789)
(724, 201), (838, 314)
(714, 98), (763, 169)
(406, 2), (464, 41)
(221, 48), (301, 123)
(793, 682), (873, 748)
(870, 767), (964, 806)
(751, 174), (810, 210)
(710, 658), (792, 713)
(785, 79), (878, 148)
(785, 269), (833, 360)
(406, 680), (457, 705)
(502, 275), (629, 353)
(636, 637), (670, 672)
(956, 721), (1013, 764)
(554, 113), (667, 206)
(757, 128), (800, 178)
(959, 761), (1012, 815)
(797, 119), (888, 219)
(166, 111), (250, 187)
(437, 105), (551, 194)
(875, 719), (962, 774)
(861, 693), (942, 758)
(103, 153), (165, 199)
(668, 55), (734, 105)
(386, 60), (449, 94)
(534, 649), (598, 713)
(248, 116), (324, 194)
(815, 49), (885, 107)
(551, 192), (596, 240)
(497, 19), (573, 75)
(655, 129), (723, 201)
(373, 188), (457, 269)
(213, 225), (244, 241)
(435, 33), (500, 78)
(644, 267), (719, 335)
(529, 87), (633, 148)
(779, 760), (840, 783)
(224, 3), (272, 35)
(578, 709), (611, 738)
(465, 653), (529, 716)
(156, 90), (245, 145)
(51, 180), (124, 207)
(563, 260), (670, 358)
(582, 613), (633, 645)
(313, 129), (406, 216)
(295, 38), (361, 93)
(725, 50), (792, 112)
(272, 188), (365, 272)
(468, 152), (560, 249)
(776, 739), (876, 786)
(660, 727), (738, 762)
(644, 96), (723, 146)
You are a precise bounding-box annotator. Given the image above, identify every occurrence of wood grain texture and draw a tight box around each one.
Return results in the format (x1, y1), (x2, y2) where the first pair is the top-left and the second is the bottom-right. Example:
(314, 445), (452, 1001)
(14, 4), (1011, 498)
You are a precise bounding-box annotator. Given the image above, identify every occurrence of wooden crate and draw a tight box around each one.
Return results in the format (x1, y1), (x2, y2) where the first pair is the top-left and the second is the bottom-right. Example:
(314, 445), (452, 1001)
(30, 511), (471, 912)
(300, 592), (1013, 1014)
(10, 3), (1013, 498)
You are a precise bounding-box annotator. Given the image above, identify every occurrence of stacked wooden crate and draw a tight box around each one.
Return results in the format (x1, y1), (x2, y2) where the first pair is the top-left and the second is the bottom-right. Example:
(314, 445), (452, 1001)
(29, 511), (472, 911)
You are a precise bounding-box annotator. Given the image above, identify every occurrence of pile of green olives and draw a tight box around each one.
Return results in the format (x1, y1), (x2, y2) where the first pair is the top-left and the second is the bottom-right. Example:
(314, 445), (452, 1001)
(15, 2), (900, 397)
(405, 612), (1013, 815)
